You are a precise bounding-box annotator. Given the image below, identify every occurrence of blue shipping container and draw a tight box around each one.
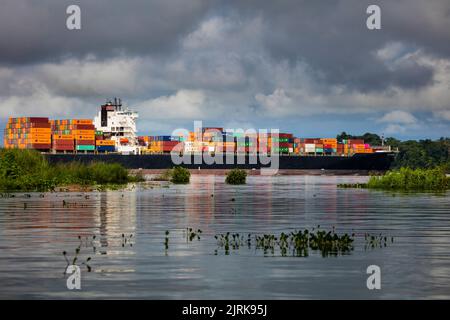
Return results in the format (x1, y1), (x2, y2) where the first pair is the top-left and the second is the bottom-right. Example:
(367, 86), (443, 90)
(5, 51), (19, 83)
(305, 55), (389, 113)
(96, 146), (116, 152)
(158, 136), (172, 141)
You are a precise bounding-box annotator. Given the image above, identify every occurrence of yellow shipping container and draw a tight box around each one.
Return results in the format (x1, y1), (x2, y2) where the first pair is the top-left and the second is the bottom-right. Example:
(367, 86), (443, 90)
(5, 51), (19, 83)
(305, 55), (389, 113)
(53, 134), (74, 140)
(30, 139), (51, 143)
(29, 128), (51, 133)
(322, 138), (337, 143)
(75, 135), (95, 140)
(28, 135), (51, 140)
(72, 119), (93, 125)
(96, 140), (115, 146)
(74, 130), (95, 135)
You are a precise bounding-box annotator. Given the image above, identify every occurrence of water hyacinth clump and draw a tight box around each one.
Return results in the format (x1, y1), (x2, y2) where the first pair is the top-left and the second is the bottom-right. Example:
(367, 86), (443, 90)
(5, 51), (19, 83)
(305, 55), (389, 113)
(367, 167), (450, 191)
(186, 228), (202, 241)
(215, 227), (355, 257)
(225, 168), (247, 185)
(364, 233), (394, 249)
(171, 166), (191, 184)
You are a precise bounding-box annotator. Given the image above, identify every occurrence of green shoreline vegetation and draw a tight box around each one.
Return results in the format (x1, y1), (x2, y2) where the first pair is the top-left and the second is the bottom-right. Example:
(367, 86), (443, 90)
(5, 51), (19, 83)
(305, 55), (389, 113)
(337, 132), (450, 171)
(366, 167), (449, 191)
(0, 149), (144, 192)
(339, 167), (450, 191)
(337, 133), (449, 191)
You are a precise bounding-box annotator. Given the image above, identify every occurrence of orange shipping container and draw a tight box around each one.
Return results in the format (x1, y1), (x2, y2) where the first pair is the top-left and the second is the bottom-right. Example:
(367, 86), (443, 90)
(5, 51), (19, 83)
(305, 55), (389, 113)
(53, 134), (74, 140)
(75, 135), (95, 140)
(96, 140), (115, 146)
(74, 130), (95, 135)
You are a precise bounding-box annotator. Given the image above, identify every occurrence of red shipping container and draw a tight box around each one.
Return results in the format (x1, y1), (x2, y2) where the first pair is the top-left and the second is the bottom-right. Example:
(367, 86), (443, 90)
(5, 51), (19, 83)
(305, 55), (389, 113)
(303, 138), (321, 144)
(162, 141), (180, 147)
(278, 133), (293, 138)
(54, 141), (74, 145)
(76, 140), (95, 145)
(24, 122), (51, 128)
(203, 127), (223, 133)
(74, 124), (95, 130)
(348, 139), (364, 144)
(28, 117), (49, 123)
(54, 145), (75, 151)
(277, 142), (293, 148)
(31, 143), (51, 149)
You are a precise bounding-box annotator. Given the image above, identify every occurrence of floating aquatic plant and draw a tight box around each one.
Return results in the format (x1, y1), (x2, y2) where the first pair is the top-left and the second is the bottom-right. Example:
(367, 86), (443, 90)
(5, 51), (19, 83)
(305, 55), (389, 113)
(121, 233), (133, 247)
(215, 226), (355, 257)
(364, 233), (394, 249)
(186, 228), (202, 242)
(62, 236), (96, 273)
(164, 230), (169, 250)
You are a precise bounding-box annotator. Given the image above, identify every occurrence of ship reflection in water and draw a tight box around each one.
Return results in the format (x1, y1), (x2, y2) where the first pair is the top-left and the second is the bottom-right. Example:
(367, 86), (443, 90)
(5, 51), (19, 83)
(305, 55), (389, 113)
(0, 175), (450, 299)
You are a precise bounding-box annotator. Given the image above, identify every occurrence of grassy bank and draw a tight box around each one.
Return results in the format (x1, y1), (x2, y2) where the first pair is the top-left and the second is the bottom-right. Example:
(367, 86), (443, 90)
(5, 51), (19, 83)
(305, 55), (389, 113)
(0, 149), (143, 192)
(366, 167), (450, 191)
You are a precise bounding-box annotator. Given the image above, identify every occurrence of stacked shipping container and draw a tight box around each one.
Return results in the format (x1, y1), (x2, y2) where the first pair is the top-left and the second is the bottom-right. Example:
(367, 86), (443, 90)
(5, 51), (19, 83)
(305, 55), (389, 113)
(3, 116), (376, 156)
(3, 117), (51, 150)
(144, 136), (184, 153)
(51, 119), (96, 152)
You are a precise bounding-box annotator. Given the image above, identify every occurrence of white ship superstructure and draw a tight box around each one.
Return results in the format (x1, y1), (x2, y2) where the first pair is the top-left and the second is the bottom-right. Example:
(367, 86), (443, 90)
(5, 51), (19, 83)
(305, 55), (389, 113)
(93, 98), (140, 154)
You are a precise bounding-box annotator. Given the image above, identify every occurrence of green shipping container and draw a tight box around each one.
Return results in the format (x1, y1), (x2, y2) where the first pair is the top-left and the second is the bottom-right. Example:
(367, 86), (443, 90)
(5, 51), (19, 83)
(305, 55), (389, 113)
(237, 142), (253, 147)
(273, 147), (289, 153)
(315, 148), (324, 153)
(76, 145), (95, 151)
(272, 137), (289, 143)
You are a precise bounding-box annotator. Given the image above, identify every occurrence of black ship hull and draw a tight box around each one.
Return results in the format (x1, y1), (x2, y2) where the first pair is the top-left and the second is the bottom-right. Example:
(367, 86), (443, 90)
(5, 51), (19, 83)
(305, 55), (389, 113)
(45, 152), (395, 171)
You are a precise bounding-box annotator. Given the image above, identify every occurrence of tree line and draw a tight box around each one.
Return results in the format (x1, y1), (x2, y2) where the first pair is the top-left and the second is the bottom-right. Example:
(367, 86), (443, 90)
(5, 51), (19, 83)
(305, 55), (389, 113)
(336, 132), (450, 170)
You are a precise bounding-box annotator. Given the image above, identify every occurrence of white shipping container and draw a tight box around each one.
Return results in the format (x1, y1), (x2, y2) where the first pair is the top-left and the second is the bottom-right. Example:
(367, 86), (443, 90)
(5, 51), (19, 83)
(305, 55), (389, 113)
(183, 141), (196, 153)
(305, 143), (315, 152)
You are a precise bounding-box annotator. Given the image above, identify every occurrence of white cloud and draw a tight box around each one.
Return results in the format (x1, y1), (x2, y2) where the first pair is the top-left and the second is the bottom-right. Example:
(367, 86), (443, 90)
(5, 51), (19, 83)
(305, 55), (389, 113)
(0, 90), (86, 119)
(378, 110), (418, 124)
(384, 123), (408, 135)
(255, 89), (292, 114)
(433, 110), (450, 121)
(376, 42), (407, 62)
(138, 89), (210, 120)
(36, 57), (143, 97)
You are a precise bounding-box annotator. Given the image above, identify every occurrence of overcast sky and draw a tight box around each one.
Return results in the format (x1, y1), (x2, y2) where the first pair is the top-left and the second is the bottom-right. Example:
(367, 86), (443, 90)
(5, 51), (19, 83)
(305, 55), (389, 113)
(1, 0), (450, 139)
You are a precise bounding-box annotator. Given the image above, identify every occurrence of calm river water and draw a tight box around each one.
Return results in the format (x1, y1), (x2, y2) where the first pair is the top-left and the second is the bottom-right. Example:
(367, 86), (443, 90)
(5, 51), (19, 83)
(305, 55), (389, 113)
(0, 175), (449, 299)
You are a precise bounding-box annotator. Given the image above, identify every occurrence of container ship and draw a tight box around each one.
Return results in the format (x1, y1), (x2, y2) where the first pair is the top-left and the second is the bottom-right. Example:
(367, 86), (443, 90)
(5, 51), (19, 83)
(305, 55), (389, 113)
(3, 98), (395, 170)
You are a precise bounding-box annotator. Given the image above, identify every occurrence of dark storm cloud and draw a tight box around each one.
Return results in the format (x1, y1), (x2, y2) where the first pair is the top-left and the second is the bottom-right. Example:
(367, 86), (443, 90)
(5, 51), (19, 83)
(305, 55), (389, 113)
(1, 0), (448, 91)
(217, 0), (449, 92)
(0, 0), (211, 64)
